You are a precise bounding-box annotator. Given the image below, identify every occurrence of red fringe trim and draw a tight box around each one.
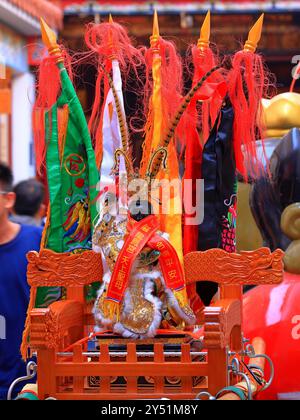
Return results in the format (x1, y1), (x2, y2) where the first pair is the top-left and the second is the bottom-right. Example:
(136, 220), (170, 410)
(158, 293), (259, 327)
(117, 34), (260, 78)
(228, 51), (268, 179)
(33, 49), (74, 174)
(84, 21), (144, 162)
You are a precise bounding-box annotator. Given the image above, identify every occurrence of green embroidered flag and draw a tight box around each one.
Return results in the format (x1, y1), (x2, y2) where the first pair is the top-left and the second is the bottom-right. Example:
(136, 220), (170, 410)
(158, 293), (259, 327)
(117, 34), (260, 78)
(35, 62), (100, 307)
(44, 62), (99, 252)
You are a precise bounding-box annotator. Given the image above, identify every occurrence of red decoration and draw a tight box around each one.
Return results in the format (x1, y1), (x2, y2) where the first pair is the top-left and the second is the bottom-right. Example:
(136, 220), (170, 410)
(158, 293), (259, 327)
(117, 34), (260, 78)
(84, 21), (144, 165)
(75, 178), (85, 188)
(228, 50), (267, 179)
(27, 38), (46, 67)
(33, 50), (74, 174)
(243, 271), (300, 399)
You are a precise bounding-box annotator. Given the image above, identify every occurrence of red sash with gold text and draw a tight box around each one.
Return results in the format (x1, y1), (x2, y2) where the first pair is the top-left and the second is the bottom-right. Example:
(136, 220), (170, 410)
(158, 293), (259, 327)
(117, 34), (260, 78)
(104, 215), (186, 318)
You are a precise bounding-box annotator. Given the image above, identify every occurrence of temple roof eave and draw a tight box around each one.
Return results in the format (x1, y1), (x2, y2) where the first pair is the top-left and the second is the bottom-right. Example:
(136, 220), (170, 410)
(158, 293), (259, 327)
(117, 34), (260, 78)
(0, 0), (63, 36)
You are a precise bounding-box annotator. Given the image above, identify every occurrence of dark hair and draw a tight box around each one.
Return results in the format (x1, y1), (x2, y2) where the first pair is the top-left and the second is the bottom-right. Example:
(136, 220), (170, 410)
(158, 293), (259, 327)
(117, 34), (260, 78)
(250, 128), (300, 251)
(13, 179), (45, 217)
(129, 199), (153, 221)
(0, 162), (13, 192)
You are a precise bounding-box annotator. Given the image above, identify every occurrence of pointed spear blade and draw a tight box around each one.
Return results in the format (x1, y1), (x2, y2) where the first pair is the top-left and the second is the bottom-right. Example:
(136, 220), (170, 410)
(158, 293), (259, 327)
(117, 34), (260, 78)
(153, 9), (160, 38)
(40, 18), (58, 50)
(244, 13), (264, 52)
(199, 10), (210, 43)
(198, 10), (211, 50)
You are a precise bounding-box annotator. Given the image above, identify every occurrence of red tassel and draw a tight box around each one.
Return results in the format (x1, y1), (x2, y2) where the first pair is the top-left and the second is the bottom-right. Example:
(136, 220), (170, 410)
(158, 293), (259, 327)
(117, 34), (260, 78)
(33, 56), (59, 173)
(142, 37), (190, 150)
(89, 59), (112, 164)
(33, 49), (73, 174)
(85, 22), (142, 70)
(228, 50), (268, 179)
(84, 21), (144, 160)
(182, 45), (225, 256)
(191, 45), (225, 144)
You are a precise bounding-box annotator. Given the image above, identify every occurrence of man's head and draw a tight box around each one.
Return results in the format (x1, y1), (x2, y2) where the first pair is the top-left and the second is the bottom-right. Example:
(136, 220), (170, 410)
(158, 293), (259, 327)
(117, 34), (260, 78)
(0, 163), (15, 221)
(13, 179), (45, 220)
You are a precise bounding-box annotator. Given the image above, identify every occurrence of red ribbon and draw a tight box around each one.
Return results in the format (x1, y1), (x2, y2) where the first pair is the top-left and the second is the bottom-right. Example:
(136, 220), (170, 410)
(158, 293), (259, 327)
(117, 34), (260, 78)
(106, 214), (185, 304)
(106, 215), (160, 303)
(148, 234), (185, 292)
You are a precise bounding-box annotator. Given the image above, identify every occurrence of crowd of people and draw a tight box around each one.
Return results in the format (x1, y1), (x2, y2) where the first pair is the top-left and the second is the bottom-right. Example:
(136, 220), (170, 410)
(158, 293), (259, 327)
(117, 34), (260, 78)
(0, 162), (45, 399)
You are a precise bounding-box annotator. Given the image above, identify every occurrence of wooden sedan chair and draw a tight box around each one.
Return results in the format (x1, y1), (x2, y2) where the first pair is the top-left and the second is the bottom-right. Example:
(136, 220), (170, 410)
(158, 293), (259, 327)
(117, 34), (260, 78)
(24, 246), (283, 400)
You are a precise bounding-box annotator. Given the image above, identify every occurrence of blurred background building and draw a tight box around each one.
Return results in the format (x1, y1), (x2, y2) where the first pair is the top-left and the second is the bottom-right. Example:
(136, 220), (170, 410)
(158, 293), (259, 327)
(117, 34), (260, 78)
(0, 0), (62, 182)
(1, 0), (300, 181)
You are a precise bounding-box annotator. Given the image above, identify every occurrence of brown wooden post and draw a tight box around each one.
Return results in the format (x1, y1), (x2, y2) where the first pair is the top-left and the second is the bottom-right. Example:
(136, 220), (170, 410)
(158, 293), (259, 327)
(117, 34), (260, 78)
(38, 348), (57, 399)
(181, 344), (193, 395)
(67, 286), (85, 304)
(154, 343), (164, 394)
(126, 343), (138, 394)
(99, 344), (110, 394)
(207, 348), (228, 396)
(73, 344), (84, 394)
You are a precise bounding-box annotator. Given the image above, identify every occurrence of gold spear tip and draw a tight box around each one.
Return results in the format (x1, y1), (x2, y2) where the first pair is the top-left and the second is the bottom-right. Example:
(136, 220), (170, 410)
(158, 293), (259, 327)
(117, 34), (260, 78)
(244, 13), (264, 52)
(200, 10), (210, 41)
(152, 9), (160, 39)
(109, 14), (114, 24)
(198, 10), (211, 50)
(40, 17), (58, 50)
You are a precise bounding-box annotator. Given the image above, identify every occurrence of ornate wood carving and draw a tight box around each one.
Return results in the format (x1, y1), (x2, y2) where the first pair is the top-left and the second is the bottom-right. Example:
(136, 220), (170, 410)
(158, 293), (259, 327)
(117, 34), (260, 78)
(30, 300), (83, 350)
(27, 249), (103, 287)
(204, 299), (241, 350)
(184, 247), (284, 286)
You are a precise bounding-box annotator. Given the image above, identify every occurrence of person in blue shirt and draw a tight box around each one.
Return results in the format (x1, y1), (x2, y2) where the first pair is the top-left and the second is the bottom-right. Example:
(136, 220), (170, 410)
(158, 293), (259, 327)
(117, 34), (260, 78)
(10, 179), (46, 227)
(0, 163), (42, 400)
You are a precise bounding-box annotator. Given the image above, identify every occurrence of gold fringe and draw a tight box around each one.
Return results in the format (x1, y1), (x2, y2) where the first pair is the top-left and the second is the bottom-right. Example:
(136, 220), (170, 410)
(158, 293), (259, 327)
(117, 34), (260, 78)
(174, 288), (189, 308)
(20, 286), (37, 361)
(102, 299), (121, 322)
